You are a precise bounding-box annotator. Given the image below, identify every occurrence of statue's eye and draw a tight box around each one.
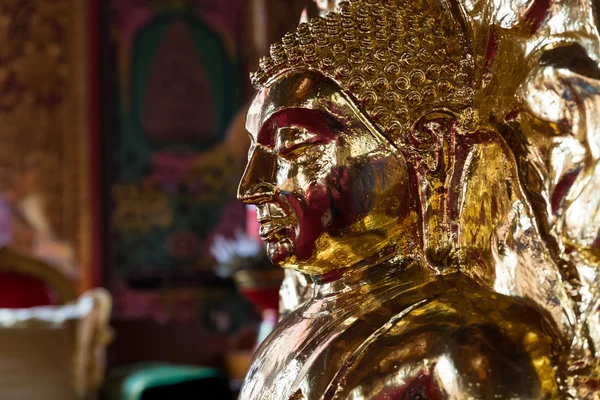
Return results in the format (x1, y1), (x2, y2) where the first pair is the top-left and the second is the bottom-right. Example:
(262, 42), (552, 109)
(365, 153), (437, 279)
(274, 126), (319, 159)
(276, 142), (313, 160)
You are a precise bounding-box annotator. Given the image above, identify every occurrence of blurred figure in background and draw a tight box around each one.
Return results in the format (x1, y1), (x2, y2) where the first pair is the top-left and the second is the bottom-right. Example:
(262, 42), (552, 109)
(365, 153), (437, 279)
(0, 153), (78, 281)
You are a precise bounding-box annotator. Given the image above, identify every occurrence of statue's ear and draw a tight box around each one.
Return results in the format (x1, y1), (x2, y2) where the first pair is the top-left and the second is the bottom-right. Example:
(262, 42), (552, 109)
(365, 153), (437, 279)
(409, 110), (460, 272)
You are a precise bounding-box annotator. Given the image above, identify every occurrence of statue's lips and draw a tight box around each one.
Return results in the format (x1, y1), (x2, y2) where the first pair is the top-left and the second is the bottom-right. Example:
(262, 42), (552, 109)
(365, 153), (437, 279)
(258, 219), (294, 242)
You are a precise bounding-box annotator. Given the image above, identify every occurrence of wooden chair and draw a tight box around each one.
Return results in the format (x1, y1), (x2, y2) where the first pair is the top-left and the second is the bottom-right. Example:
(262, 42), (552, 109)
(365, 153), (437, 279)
(0, 246), (76, 307)
(0, 246), (113, 399)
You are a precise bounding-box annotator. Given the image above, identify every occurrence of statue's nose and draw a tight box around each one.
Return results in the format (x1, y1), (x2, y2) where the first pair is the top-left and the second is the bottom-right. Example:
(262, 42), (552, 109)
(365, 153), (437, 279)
(238, 145), (277, 204)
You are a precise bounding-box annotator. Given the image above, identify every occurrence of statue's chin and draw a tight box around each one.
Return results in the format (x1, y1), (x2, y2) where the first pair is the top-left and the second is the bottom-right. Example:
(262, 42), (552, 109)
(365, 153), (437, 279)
(267, 239), (295, 267)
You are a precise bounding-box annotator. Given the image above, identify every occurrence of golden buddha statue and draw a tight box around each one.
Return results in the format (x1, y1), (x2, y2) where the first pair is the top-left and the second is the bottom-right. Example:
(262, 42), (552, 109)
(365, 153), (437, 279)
(237, 0), (600, 398)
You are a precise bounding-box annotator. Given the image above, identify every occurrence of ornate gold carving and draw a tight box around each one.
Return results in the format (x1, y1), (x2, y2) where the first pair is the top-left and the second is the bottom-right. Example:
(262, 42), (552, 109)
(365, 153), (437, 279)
(252, 0), (474, 145)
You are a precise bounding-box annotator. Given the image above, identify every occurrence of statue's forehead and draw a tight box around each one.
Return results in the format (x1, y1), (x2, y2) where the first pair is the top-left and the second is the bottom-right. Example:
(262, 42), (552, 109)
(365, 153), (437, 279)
(246, 71), (344, 139)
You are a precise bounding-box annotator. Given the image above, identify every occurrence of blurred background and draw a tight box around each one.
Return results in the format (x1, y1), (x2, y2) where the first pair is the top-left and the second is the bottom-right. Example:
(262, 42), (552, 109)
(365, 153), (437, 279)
(0, 1), (324, 399)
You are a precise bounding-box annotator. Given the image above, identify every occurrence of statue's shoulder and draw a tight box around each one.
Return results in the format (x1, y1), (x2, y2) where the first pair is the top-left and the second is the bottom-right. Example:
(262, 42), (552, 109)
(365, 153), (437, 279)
(327, 278), (563, 399)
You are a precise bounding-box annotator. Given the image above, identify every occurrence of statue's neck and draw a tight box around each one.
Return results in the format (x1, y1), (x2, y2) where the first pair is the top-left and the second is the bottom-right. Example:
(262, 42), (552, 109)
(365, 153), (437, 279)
(311, 256), (434, 300)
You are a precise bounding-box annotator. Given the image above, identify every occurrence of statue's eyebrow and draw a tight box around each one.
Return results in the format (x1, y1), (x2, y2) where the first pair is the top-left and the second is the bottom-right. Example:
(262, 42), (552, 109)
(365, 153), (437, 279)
(257, 108), (338, 149)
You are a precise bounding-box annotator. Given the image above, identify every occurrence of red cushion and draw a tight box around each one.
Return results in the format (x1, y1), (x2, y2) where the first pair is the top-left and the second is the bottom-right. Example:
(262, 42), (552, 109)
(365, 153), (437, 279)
(0, 272), (56, 308)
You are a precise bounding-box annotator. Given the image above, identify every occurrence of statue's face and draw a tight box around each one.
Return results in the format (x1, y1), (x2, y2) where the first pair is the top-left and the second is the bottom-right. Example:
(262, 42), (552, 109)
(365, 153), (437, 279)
(238, 71), (413, 275)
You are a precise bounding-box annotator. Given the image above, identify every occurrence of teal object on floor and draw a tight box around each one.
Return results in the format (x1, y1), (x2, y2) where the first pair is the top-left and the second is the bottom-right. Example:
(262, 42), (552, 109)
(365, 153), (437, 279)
(102, 363), (232, 400)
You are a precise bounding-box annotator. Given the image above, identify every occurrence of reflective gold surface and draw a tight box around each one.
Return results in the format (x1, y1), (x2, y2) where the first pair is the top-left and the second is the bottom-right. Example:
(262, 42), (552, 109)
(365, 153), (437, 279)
(239, 0), (600, 398)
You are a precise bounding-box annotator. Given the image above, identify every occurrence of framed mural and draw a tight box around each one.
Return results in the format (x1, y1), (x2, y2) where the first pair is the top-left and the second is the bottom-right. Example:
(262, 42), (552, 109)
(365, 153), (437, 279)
(107, 0), (251, 323)
(0, 0), (96, 290)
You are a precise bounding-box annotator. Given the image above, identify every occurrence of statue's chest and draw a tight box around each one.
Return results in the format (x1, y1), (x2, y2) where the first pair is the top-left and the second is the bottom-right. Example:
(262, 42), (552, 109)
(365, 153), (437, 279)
(239, 298), (406, 400)
(240, 284), (422, 400)
(240, 309), (364, 400)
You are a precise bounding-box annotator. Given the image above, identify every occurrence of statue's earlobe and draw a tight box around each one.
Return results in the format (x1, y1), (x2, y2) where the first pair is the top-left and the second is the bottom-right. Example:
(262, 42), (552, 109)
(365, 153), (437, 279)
(409, 111), (460, 272)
